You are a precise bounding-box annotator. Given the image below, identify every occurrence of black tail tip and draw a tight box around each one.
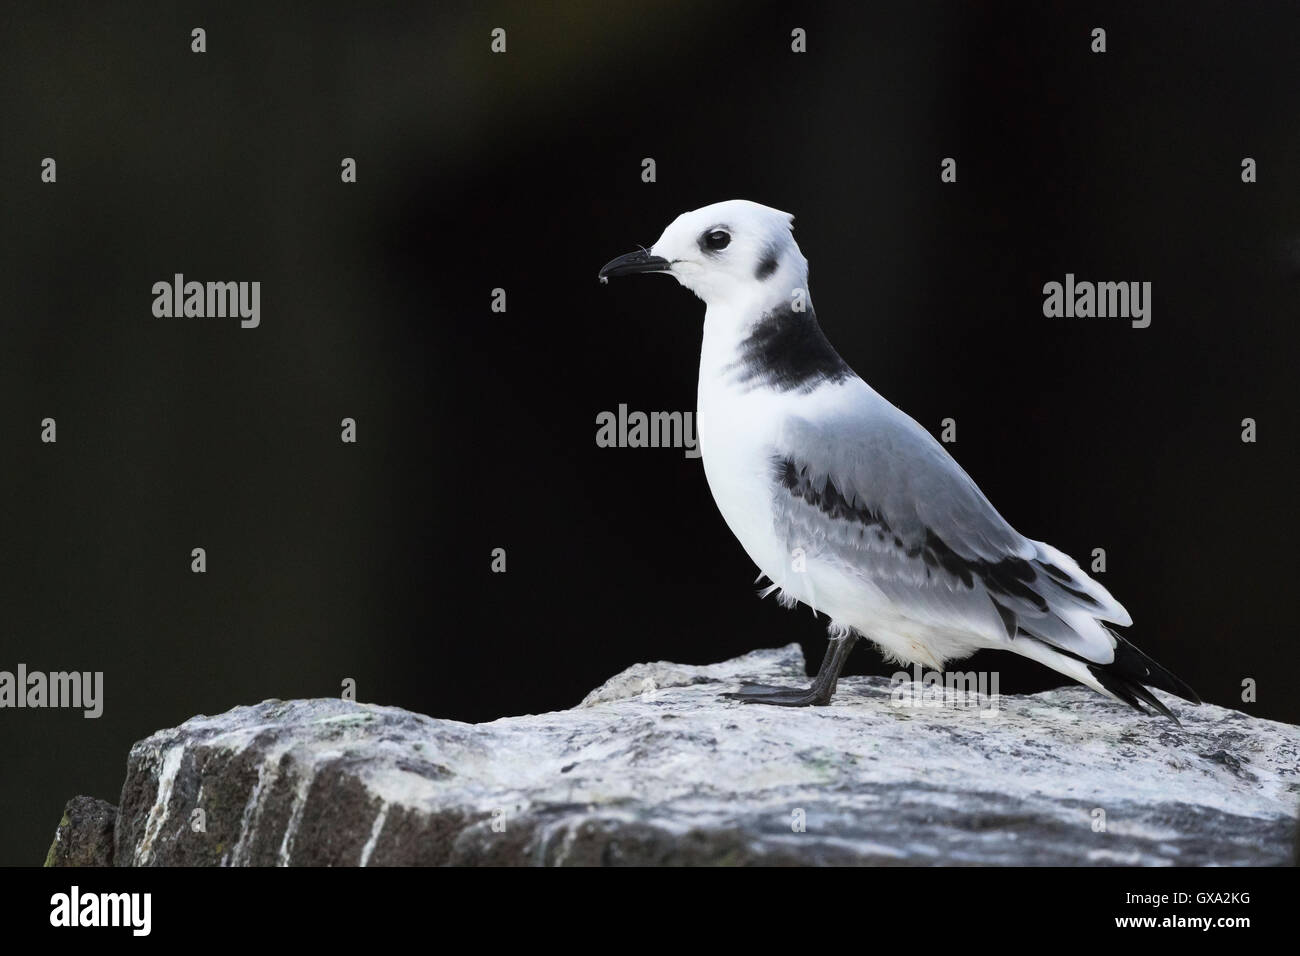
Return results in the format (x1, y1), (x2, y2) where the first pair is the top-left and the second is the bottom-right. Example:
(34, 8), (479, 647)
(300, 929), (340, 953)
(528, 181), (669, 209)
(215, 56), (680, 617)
(1087, 658), (1195, 725)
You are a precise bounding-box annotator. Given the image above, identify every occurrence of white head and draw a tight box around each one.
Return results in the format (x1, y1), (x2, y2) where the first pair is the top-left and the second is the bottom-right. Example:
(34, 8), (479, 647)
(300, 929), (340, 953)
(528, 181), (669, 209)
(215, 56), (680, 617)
(599, 200), (808, 309)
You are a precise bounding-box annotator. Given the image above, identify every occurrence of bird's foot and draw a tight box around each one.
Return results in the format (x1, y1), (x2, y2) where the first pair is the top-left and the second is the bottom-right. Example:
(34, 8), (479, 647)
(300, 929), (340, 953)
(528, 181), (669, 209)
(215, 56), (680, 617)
(724, 683), (833, 707)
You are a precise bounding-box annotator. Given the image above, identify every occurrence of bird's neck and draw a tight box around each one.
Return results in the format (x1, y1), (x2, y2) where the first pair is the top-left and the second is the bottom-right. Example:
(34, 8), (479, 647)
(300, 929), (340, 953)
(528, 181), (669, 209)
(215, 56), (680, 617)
(699, 273), (851, 396)
(701, 261), (810, 349)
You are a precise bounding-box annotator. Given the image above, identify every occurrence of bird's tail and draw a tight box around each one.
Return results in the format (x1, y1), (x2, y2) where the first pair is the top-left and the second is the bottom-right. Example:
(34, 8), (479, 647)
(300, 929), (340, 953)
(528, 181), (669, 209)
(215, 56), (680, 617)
(1084, 631), (1201, 718)
(1011, 630), (1200, 725)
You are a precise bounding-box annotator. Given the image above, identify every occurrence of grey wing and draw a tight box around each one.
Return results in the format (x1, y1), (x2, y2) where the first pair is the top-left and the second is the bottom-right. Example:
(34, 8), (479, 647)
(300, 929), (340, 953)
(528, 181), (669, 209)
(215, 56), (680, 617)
(771, 401), (1130, 663)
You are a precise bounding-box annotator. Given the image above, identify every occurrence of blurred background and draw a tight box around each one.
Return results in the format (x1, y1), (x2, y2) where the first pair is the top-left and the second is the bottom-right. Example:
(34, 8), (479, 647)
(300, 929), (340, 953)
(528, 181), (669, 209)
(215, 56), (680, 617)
(1, 1), (1297, 865)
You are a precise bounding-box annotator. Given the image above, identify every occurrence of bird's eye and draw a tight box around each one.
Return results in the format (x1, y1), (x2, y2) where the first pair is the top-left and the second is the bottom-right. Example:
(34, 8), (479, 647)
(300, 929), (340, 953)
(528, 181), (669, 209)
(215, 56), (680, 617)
(703, 229), (731, 251)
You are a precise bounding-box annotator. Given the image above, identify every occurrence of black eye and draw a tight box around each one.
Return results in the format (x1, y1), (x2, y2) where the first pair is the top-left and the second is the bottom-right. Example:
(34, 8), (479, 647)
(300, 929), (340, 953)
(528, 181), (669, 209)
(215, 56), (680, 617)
(703, 229), (731, 251)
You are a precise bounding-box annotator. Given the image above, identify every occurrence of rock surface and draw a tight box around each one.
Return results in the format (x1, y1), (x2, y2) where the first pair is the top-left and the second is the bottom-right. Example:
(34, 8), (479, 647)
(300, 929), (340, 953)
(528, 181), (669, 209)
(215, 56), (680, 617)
(50, 644), (1300, 865)
(45, 795), (118, 867)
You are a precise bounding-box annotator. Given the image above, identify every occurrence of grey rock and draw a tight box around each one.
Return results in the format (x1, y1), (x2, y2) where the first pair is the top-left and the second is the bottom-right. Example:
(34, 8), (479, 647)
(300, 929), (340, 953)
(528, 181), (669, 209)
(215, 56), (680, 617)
(66, 645), (1300, 865)
(45, 795), (117, 867)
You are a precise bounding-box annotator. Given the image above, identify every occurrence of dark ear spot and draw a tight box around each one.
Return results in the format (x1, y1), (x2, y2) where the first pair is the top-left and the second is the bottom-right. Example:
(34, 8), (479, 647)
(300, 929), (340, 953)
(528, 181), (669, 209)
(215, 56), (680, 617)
(755, 251), (779, 280)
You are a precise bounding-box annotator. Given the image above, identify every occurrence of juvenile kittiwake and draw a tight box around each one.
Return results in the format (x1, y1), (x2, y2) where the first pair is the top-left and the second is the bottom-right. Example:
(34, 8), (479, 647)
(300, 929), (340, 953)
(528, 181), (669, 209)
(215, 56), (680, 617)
(599, 199), (1199, 721)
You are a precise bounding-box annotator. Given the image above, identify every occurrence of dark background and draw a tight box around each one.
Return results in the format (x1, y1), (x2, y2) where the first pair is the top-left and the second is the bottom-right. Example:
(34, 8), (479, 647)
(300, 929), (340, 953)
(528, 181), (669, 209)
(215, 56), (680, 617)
(1, 1), (1297, 867)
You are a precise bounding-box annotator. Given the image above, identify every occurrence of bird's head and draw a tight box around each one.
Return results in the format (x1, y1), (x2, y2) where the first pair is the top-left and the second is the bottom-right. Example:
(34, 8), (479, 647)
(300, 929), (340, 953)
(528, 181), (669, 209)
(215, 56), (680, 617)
(599, 199), (807, 308)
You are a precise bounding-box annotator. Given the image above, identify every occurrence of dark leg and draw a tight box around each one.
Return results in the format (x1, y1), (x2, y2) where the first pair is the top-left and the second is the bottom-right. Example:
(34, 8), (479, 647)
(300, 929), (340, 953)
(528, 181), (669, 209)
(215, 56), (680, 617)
(724, 632), (859, 707)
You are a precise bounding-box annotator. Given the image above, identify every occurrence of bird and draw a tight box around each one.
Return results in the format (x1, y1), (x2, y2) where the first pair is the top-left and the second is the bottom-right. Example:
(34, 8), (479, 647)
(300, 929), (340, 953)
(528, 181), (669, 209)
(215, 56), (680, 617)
(598, 199), (1199, 722)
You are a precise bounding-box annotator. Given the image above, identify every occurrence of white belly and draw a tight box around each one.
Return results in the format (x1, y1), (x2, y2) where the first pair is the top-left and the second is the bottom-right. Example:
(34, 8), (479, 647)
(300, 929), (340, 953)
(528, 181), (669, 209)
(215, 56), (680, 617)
(696, 364), (972, 669)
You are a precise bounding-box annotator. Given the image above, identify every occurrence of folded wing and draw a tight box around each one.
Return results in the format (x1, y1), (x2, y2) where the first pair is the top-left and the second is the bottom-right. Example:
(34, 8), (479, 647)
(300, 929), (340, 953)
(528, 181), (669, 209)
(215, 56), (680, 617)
(771, 399), (1131, 664)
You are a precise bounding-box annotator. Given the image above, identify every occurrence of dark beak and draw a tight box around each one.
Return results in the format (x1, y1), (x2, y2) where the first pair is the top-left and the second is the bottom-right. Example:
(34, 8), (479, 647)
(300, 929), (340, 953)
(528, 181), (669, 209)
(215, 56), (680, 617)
(598, 249), (671, 281)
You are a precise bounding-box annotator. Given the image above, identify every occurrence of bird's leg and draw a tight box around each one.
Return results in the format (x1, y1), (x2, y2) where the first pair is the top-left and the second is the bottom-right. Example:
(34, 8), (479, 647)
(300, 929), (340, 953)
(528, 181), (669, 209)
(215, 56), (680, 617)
(725, 632), (859, 707)
(826, 632), (858, 696)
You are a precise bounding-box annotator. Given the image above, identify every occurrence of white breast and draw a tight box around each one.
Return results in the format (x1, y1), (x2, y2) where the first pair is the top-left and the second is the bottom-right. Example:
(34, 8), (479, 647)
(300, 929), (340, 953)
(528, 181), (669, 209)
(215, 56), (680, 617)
(696, 367), (786, 578)
(694, 309), (863, 612)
